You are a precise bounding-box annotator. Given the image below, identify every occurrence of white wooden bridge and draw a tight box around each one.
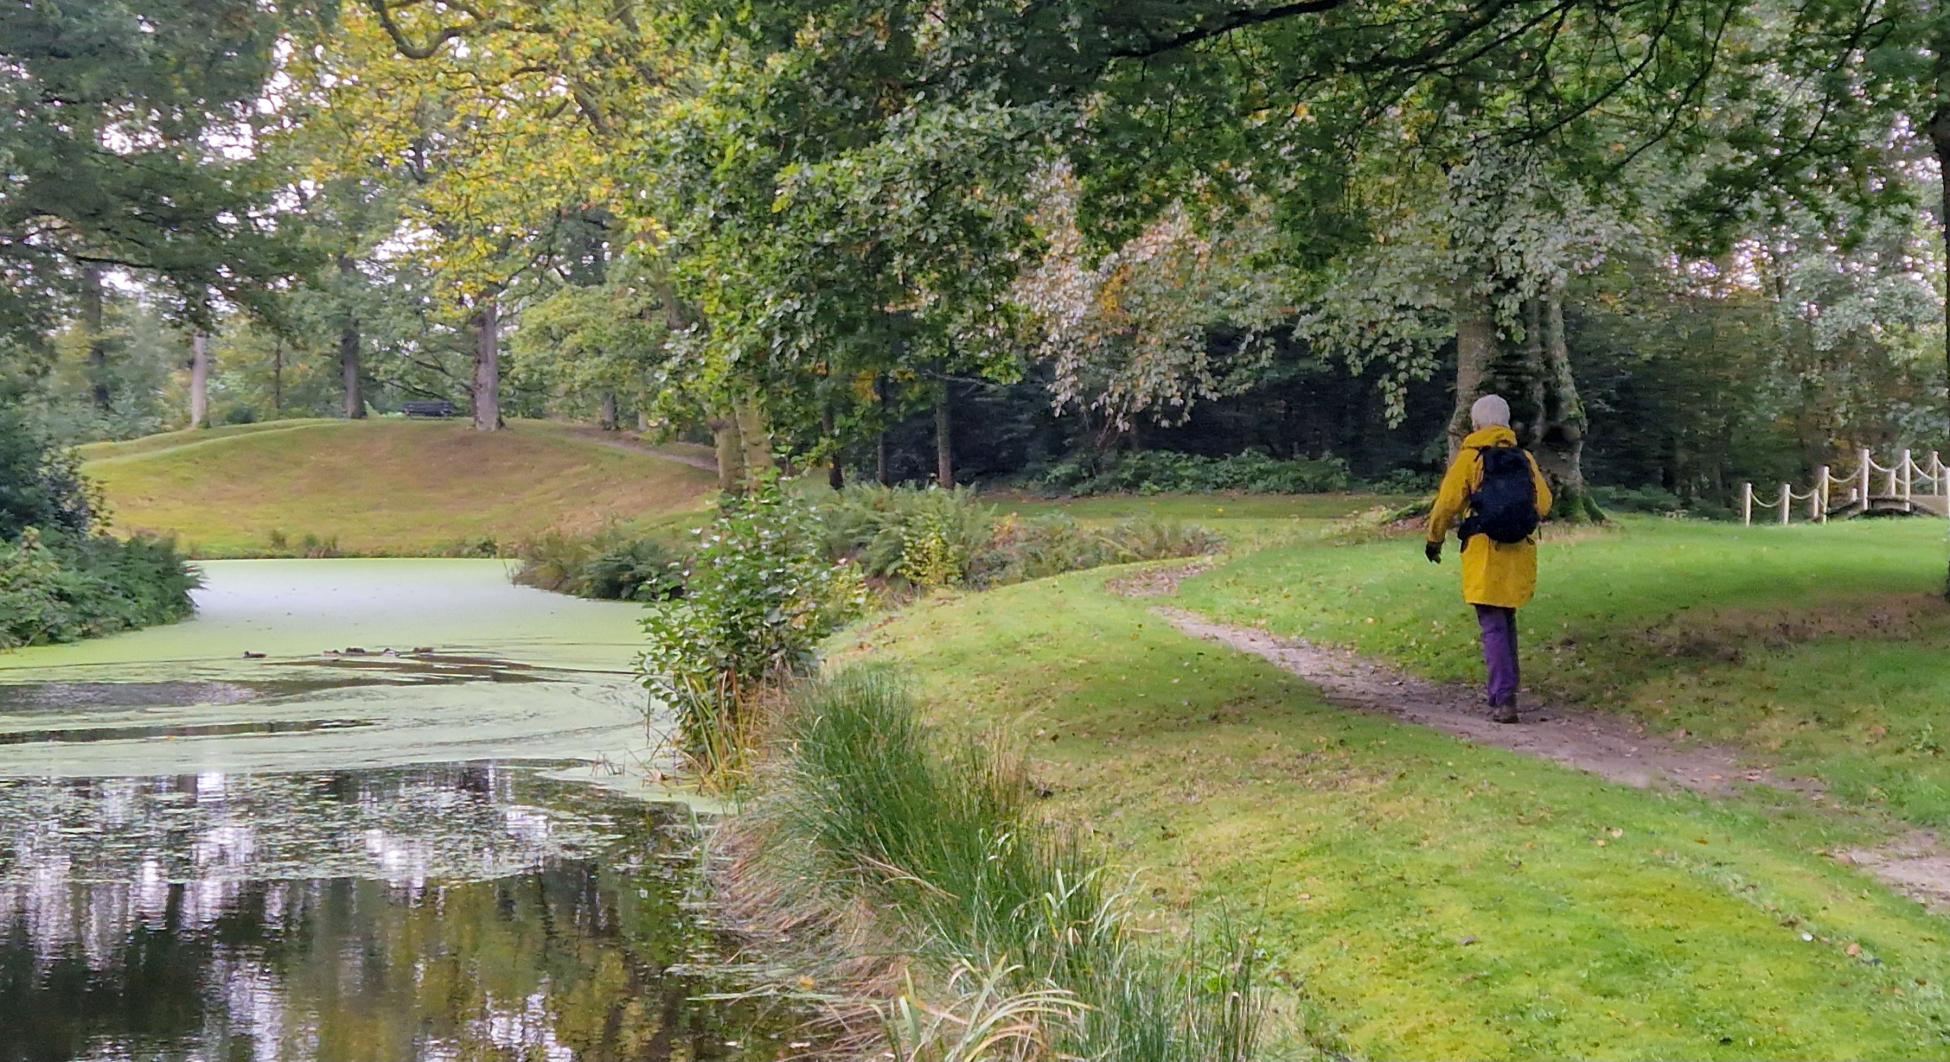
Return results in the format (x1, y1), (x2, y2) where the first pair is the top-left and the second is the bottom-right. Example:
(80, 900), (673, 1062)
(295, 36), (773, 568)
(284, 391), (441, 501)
(1742, 450), (1950, 525)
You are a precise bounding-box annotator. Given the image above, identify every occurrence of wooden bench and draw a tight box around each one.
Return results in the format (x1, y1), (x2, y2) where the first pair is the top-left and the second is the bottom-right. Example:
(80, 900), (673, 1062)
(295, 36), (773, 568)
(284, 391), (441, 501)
(402, 400), (457, 419)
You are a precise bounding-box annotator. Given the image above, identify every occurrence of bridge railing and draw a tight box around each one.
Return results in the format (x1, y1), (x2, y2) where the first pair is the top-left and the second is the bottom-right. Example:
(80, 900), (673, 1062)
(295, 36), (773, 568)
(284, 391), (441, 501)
(1740, 450), (1950, 526)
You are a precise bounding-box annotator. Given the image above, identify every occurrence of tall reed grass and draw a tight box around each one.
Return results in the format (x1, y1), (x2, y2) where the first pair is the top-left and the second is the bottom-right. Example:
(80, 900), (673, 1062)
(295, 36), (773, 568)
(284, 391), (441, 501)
(745, 669), (1268, 1061)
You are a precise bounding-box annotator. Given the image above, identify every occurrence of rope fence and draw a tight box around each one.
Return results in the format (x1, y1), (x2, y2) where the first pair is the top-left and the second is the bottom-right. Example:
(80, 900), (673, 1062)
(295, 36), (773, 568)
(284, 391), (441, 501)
(1741, 450), (1950, 526)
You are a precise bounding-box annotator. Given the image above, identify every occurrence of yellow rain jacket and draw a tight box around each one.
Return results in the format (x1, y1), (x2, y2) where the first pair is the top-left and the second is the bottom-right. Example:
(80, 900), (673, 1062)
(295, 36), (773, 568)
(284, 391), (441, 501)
(1426, 426), (1553, 609)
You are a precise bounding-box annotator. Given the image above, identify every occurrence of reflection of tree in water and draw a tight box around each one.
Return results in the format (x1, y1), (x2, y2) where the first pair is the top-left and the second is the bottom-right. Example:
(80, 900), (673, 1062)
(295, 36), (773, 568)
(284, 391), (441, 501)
(0, 767), (790, 1061)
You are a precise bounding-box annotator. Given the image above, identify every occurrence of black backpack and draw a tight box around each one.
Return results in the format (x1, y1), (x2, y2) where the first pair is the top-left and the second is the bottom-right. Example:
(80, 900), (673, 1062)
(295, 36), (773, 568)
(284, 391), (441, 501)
(1461, 445), (1540, 545)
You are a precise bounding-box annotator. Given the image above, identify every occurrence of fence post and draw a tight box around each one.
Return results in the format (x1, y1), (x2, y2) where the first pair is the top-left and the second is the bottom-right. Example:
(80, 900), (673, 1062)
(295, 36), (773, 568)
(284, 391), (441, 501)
(1779, 482), (1791, 525)
(1741, 482), (1753, 526)
(1860, 448), (1873, 512)
(1901, 449), (1914, 511)
(1811, 471), (1825, 521)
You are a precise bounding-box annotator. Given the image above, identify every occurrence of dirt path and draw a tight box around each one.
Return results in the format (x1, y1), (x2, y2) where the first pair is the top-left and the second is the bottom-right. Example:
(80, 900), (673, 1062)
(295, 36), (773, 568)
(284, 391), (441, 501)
(1136, 557), (1950, 911)
(1157, 607), (1808, 796)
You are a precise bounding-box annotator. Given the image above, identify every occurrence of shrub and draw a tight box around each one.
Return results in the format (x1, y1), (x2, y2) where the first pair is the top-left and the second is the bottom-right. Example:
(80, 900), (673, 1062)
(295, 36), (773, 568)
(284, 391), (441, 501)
(638, 480), (866, 780)
(0, 527), (198, 649)
(970, 514), (1223, 587)
(818, 484), (995, 584)
(1591, 484), (1687, 515)
(1031, 449), (1351, 496)
(818, 486), (1222, 592)
(1362, 467), (1440, 495)
(514, 526), (684, 600)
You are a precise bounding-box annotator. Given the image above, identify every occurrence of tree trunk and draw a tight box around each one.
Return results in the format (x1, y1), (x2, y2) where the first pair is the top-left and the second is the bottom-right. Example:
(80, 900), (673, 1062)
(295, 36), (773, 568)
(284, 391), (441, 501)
(875, 375), (891, 486)
(637, 409), (649, 432)
(1929, 85), (1950, 597)
(339, 320), (363, 419)
(82, 265), (111, 411)
(731, 393), (775, 480)
(1933, 89), (1950, 430)
(272, 340), (284, 414)
(188, 332), (210, 429)
(337, 255), (364, 419)
(1515, 298), (1548, 448)
(934, 385), (954, 488)
(1537, 290), (1601, 522)
(472, 298), (501, 432)
(1447, 287), (1497, 459)
(599, 391), (619, 431)
(710, 412), (744, 492)
(823, 407), (844, 490)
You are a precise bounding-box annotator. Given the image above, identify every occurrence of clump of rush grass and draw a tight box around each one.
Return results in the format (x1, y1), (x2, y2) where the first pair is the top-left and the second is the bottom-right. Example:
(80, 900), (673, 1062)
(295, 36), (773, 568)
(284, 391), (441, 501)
(734, 668), (1269, 1062)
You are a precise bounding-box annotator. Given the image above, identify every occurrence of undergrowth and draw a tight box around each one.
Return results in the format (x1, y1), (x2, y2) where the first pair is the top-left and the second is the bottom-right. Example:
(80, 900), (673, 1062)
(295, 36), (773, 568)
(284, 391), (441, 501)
(0, 527), (198, 648)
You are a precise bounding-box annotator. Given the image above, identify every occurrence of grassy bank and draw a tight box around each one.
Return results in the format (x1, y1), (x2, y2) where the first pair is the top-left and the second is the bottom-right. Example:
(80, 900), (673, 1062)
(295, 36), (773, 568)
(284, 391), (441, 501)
(82, 419), (717, 557)
(734, 671), (1262, 1061)
(826, 517), (1950, 1059)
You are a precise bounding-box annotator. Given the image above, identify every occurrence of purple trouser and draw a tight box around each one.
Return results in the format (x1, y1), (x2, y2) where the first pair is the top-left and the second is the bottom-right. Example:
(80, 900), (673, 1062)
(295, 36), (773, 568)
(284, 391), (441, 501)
(1474, 605), (1520, 707)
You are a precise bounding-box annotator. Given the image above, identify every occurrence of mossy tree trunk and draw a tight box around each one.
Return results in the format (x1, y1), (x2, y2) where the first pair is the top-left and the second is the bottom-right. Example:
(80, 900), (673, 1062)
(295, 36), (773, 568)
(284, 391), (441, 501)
(599, 391), (618, 431)
(1451, 284), (1603, 523)
(1538, 290), (1603, 522)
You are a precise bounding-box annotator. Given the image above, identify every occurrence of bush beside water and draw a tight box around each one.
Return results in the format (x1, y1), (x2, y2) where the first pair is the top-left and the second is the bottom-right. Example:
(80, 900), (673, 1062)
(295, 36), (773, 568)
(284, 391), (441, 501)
(0, 409), (198, 649)
(514, 526), (683, 600)
(0, 528), (199, 649)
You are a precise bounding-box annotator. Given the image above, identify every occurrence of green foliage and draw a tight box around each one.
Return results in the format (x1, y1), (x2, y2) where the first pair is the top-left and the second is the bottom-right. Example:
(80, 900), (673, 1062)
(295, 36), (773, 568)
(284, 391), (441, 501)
(817, 484), (1223, 591)
(515, 527), (684, 602)
(0, 408), (97, 541)
(1, 0), (301, 343)
(637, 480), (867, 772)
(971, 514), (1222, 588)
(1589, 485), (1691, 516)
(1035, 450), (1352, 496)
(818, 485), (996, 584)
(1361, 468), (1441, 496)
(764, 669), (1265, 1062)
(0, 527), (198, 649)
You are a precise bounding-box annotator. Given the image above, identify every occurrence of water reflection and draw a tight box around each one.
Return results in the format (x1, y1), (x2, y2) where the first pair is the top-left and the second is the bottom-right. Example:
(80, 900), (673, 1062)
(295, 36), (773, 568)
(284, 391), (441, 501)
(0, 766), (794, 1061)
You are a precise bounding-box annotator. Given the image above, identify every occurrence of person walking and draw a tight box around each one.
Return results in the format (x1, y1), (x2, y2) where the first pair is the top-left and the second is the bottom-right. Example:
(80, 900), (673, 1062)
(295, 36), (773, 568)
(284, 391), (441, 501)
(1424, 394), (1553, 723)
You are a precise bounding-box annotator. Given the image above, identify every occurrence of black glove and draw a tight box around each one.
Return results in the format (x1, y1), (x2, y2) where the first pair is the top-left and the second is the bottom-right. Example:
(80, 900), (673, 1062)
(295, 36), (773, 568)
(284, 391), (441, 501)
(1424, 540), (1443, 565)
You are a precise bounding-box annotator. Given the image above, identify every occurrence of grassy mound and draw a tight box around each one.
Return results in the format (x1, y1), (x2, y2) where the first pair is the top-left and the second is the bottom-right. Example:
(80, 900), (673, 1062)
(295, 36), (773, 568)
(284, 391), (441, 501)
(83, 418), (717, 558)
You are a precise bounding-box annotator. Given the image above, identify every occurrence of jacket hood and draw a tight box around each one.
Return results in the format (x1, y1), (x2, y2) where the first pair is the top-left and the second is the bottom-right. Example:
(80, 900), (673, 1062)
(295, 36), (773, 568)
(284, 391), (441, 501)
(1463, 425), (1519, 449)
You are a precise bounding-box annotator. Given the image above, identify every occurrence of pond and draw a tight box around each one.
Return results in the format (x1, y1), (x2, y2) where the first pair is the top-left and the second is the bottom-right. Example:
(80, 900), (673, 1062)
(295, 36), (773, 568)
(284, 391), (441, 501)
(0, 562), (798, 1061)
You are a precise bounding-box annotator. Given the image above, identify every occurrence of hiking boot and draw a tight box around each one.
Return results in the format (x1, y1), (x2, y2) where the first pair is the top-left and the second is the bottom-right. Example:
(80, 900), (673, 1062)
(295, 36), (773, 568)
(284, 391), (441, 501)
(1489, 699), (1520, 725)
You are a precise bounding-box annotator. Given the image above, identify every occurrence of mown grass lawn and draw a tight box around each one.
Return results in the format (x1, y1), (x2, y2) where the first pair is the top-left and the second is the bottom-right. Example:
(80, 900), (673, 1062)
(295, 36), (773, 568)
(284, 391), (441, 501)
(832, 517), (1950, 1059)
(83, 418), (718, 557)
(1174, 517), (1950, 828)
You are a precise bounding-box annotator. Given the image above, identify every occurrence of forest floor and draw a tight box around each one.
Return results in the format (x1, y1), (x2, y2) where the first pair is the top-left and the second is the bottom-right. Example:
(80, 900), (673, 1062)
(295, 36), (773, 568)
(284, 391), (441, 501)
(82, 419), (718, 557)
(831, 512), (1950, 1059)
